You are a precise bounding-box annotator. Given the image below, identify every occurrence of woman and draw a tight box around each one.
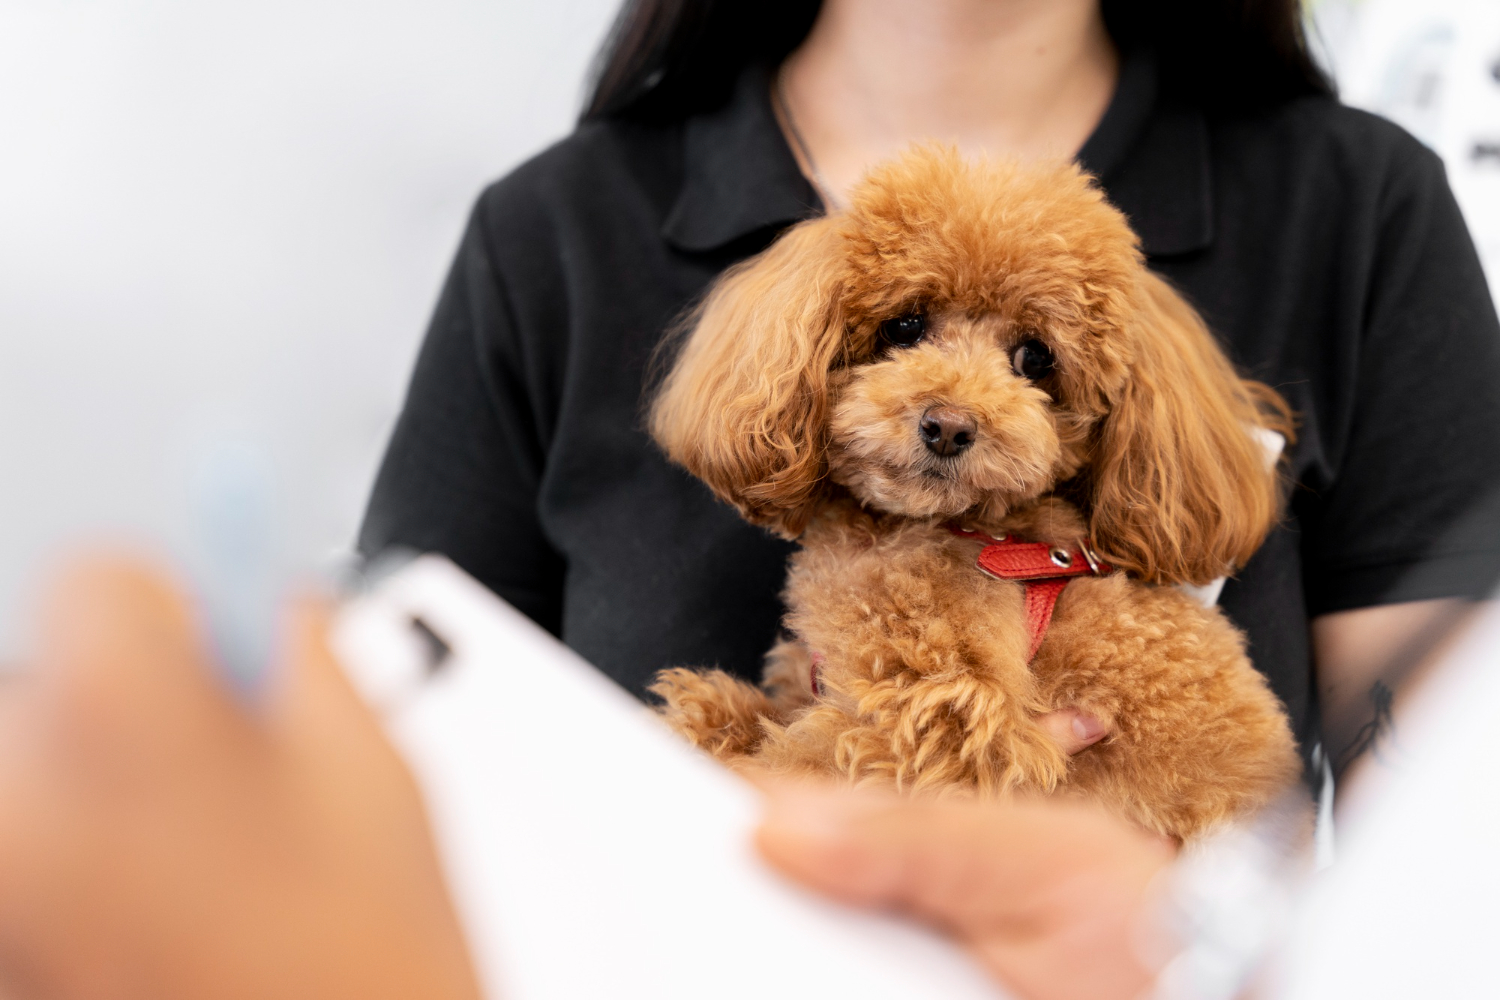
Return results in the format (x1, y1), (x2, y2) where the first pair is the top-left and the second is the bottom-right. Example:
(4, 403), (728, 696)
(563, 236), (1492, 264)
(360, 0), (1500, 784)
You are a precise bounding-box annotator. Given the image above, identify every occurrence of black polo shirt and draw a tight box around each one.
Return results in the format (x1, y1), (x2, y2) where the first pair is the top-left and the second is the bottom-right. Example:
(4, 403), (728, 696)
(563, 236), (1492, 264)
(359, 52), (1500, 764)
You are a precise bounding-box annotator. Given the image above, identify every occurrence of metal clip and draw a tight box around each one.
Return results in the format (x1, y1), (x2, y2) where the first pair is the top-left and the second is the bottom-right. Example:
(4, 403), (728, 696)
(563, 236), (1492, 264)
(1078, 540), (1103, 575)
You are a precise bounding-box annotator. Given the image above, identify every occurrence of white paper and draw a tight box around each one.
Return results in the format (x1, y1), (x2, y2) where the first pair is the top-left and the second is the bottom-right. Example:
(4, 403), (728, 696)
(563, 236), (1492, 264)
(1277, 600), (1500, 997)
(334, 555), (1004, 1000)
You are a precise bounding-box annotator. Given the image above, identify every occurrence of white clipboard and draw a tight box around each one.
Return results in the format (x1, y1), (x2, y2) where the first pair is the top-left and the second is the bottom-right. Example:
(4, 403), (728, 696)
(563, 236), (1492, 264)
(333, 555), (1004, 1000)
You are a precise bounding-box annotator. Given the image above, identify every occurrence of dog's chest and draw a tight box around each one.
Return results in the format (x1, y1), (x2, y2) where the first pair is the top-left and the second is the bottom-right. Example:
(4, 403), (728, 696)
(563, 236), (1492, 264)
(780, 523), (1034, 664)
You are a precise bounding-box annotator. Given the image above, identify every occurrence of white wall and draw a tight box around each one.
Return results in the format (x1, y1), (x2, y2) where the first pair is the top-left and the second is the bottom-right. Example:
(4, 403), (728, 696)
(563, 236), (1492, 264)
(1311, 0), (1500, 291)
(0, 0), (617, 652)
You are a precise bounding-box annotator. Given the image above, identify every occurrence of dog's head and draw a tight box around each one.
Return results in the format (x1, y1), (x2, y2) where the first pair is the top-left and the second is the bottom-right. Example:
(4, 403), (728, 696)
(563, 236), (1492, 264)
(651, 146), (1287, 585)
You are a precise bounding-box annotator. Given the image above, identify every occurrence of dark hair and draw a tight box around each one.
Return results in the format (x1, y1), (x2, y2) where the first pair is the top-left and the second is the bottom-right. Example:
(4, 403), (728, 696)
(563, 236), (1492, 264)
(581, 0), (1333, 123)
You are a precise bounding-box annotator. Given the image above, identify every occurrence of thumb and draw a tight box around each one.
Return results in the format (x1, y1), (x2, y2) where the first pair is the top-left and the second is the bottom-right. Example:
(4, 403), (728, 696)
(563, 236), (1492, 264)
(36, 553), (207, 689)
(754, 784), (1008, 923)
(755, 785), (1175, 1000)
(1036, 708), (1110, 755)
(267, 594), (399, 761)
(756, 783), (1172, 927)
(31, 553), (245, 748)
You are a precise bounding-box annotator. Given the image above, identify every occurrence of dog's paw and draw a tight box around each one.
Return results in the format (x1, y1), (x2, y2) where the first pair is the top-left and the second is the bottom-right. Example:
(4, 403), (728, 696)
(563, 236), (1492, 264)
(649, 667), (775, 761)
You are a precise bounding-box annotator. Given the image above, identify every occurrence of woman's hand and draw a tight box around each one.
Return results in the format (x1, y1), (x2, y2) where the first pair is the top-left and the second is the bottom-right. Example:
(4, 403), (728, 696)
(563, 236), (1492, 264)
(0, 554), (482, 1000)
(756, 784), (1176, 1000)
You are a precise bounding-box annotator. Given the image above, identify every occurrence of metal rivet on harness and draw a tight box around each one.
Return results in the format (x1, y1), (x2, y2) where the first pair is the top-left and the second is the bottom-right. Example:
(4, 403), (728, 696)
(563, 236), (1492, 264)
(1049, 547), (1073, 568)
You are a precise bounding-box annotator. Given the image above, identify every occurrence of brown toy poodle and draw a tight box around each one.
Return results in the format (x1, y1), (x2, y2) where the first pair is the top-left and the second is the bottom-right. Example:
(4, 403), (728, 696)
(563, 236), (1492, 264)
(648, 147), (1300, 841)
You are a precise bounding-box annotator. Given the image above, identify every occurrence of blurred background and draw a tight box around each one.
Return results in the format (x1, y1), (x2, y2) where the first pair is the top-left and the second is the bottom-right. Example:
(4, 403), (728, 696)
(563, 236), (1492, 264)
(0, 0), (617, 650)
(0, 0), (1496, 652)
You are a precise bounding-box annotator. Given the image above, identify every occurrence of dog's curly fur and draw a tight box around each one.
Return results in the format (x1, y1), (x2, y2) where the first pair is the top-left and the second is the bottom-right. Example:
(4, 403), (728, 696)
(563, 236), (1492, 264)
(647, 147), (1301, 841)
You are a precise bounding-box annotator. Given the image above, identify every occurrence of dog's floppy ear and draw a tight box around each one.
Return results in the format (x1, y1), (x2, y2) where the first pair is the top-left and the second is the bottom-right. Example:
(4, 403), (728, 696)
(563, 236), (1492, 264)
(1089, 271), (1292, 585)
(649, 217), (846, 537)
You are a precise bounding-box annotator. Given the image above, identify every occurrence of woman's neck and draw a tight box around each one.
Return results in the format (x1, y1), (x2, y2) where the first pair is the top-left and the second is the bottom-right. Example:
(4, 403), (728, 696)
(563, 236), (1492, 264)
(777, 0), (1118, 207)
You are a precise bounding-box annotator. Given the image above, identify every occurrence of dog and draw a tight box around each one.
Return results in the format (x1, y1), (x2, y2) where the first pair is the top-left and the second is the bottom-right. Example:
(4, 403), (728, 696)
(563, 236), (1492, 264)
(647, 146), (1300, 841)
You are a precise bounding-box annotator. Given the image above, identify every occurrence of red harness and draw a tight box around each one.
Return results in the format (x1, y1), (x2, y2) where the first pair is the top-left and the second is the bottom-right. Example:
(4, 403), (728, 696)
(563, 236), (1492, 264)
(947, 527), (1112, 660)
(808, 528), (1112, 697)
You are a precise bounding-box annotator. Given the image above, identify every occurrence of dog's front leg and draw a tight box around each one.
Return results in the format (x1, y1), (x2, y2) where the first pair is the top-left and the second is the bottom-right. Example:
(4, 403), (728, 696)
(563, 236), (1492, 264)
(649, 668), (777, 762)
(1033, 576), (1302, 840)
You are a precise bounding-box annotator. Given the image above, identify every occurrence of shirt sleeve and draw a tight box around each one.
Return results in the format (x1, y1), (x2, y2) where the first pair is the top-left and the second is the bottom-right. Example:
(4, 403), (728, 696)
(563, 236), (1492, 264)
(1302, 145), (1500, 614)
(358, 196), (566, 634)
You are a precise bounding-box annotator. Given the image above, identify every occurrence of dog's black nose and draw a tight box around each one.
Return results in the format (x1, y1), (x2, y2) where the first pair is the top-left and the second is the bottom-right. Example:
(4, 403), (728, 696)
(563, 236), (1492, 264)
(919, 406), (978, 457)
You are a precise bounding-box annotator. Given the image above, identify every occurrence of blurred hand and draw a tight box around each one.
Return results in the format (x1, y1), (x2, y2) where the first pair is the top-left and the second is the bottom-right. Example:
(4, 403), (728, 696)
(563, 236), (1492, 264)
(0, 555), (482, 1000)
(756, 785), (1175, 1000)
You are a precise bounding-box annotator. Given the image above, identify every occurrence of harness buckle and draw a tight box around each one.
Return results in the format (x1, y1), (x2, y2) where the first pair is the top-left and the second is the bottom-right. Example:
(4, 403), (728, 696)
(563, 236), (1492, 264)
(1078, 540), (1104, 575)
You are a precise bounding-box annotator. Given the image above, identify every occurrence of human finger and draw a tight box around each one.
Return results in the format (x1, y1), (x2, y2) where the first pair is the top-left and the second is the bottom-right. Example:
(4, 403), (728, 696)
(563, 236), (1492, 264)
(756, 786), (1172, 1000)
(34, 553), (203, 680)
(754, 785), (920, 908)
(756, 786), (1098, 916)
(0, 555), (241, 997)
(26, 552), (256, 788)
(30, 552), (237, 739)
(1035, 708), (1109, 755)
(266, 593), (428, 814)
(262, 595), (486, 1000)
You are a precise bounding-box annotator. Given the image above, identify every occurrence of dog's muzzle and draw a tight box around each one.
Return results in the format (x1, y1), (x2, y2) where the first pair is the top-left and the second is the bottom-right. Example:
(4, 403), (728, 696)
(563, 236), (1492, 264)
(918, 405), (977, 457)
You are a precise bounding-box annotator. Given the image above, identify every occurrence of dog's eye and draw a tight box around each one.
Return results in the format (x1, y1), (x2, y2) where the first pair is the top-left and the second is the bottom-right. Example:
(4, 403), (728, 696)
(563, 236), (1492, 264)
(1011, 339), (1055, 380)
(878, 313), (927, 348)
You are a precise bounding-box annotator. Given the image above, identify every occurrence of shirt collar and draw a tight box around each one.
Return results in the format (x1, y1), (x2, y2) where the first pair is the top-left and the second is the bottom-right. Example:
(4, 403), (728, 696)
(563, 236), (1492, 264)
(662, 49), (1213, 259)
(661, 64), (824, 253)
(1081, 49), (1215, 258)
